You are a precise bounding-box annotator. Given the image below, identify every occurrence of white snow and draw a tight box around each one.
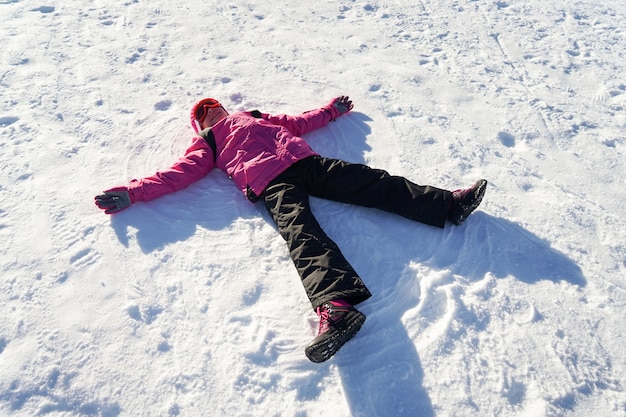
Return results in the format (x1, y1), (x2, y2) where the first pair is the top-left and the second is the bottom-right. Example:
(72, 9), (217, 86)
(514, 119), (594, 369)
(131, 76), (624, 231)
(1, 0), (625, 416)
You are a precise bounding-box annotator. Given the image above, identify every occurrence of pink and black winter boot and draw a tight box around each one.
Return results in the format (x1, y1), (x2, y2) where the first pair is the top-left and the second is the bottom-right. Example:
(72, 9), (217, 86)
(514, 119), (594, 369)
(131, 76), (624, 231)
(305, 299), (366, 363)
(448, 179), (488, 225)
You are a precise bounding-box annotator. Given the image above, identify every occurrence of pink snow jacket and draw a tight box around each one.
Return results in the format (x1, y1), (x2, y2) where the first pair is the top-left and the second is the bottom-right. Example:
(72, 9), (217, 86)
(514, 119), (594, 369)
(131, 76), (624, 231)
(126, 99), (343, 204)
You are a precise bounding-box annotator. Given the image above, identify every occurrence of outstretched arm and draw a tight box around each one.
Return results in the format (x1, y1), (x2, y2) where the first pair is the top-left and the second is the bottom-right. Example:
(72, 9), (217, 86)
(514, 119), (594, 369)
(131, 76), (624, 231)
(259, 96), (354, 136)
(94, 137), (215, 214)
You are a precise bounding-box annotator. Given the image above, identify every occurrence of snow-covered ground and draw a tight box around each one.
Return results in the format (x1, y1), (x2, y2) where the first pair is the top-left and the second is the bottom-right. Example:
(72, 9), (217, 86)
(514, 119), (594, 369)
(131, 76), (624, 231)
(1, 0), (625, 416)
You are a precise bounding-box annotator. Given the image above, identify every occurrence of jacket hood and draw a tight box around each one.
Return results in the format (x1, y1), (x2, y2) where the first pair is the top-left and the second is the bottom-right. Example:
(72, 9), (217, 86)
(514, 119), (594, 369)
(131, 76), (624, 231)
(190, 101), (202, 133)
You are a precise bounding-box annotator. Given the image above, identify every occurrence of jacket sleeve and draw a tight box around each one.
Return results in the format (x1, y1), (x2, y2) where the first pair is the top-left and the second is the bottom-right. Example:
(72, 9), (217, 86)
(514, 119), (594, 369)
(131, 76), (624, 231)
(258, 100), (342, 137)
(127, 137), (214, 203)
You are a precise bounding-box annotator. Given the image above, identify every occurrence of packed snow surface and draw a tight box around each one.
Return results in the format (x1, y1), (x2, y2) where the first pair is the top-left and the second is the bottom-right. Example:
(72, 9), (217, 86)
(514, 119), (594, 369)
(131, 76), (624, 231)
(1, 0), (625, 416)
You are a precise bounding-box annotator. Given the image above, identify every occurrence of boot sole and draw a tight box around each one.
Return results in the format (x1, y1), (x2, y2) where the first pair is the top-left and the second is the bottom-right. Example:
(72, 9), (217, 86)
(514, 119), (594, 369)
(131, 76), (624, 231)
(305, 311), (366, 363)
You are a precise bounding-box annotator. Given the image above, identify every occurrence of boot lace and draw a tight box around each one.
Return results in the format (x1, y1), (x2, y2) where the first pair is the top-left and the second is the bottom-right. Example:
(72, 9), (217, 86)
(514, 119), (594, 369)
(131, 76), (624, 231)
(316, 304), (332, 335)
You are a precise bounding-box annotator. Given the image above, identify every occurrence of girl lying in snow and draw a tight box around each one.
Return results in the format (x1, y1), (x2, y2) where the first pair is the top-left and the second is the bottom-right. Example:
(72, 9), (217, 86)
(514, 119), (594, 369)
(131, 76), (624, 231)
(95, 96), (487, 362)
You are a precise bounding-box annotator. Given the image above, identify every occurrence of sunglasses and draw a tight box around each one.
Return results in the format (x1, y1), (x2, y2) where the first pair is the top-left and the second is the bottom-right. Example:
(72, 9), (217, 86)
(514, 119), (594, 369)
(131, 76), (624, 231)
(194, 98), (222, 121)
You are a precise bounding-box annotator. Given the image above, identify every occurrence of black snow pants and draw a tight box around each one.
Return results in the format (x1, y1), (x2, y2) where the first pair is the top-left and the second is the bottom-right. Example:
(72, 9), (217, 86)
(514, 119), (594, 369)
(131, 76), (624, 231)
(262, 156), (453, 310)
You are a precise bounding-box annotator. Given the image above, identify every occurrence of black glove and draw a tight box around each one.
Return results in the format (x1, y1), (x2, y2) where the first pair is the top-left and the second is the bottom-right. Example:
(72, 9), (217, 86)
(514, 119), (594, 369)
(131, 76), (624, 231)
(332, 96), (354, 115)
(95, 187), (132, 214)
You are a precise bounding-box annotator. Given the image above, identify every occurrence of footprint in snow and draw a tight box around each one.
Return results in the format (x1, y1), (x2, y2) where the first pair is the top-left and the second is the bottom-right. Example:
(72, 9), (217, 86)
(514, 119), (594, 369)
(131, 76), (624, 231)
(31, 6), (54, 13)
(498, 131), (516, 148)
